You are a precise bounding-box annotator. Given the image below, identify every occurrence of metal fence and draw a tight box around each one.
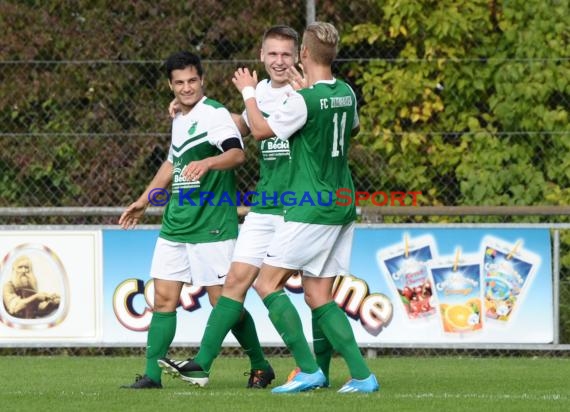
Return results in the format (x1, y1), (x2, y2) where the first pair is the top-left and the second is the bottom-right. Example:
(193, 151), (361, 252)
(1, 60), (569, 210)
(1, 0), (568, 214)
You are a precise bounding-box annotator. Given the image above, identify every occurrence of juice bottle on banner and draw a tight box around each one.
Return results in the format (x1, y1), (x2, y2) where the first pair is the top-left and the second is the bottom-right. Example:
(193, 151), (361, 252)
(428, 250), (483, 334)
(481, 236), (540, 324)
(377, 234), (438, 321)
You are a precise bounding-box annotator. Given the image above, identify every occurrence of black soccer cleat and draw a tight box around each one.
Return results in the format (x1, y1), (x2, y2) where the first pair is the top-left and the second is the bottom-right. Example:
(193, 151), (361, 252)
(121, 374), (162, 389)
(246, 364), (276, 389)
(157, 357), (210, 387)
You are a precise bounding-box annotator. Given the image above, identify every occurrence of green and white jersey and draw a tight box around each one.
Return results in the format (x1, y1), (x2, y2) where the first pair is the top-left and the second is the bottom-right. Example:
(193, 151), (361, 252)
(267, 79), (358, 225)
(242, 79), (294, 215)
(160, 96), (243, 243)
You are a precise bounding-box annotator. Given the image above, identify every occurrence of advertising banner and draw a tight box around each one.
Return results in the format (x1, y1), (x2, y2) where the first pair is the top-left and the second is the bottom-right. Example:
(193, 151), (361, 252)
(357, 228), (552, 343)
(103, 226), (553, 345)
(0, 231), (101, 344)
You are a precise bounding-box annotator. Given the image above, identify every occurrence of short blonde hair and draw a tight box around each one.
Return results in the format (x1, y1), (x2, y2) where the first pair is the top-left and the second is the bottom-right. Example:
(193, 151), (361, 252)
(302, 22), (339, 65)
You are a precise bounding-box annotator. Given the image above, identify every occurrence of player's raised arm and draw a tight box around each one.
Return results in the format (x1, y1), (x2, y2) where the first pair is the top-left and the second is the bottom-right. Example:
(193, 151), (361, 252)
(232, 68), (275, 141)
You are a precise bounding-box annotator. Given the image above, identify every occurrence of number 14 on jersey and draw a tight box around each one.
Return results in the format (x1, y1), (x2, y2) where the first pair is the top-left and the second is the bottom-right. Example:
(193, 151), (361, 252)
(331, 111), (347, 158)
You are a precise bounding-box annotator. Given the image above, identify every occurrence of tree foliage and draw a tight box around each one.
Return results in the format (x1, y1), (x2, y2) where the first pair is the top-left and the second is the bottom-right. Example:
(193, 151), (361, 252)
(342, 0), (569, 209)
(1, 0), (567, 209)
(0, 0), (381, 207)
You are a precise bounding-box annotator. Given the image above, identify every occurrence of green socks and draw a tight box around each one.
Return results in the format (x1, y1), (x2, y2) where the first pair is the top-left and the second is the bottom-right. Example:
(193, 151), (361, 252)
(263, 290), (319, 373)
(195, 296), (268, 372)
(195, 296), (243, 372)
(231, 309), (269, 371)
(312, 314), (333, 383)
(145, 311), (177, 383)
(313, 301), (370, 380)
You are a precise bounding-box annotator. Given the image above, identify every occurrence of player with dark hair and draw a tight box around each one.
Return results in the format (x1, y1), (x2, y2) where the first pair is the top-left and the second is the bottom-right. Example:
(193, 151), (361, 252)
(120, 50), (245, 389)
(159, 25), (334, 389)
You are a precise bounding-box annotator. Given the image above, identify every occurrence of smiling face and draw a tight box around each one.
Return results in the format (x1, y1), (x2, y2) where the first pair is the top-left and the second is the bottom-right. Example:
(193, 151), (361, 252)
(168, 66), (204, 113)
(261, 36), (297, 88)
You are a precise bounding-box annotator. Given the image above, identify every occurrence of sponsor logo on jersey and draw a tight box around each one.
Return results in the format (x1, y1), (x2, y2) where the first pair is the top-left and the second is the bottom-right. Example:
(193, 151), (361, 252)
(261, 138), (290, 160)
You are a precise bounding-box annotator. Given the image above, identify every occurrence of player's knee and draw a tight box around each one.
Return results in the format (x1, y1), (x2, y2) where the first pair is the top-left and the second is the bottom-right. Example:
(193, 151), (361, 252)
(304, 293), (320, 309)
(222, 277), (245, 298)
(153, 300), (178, 312)
(223, 270), (239, 289)
(303, 291), (331, 310)
(252, 280), (271, 300)
(153, 292), (178, 312)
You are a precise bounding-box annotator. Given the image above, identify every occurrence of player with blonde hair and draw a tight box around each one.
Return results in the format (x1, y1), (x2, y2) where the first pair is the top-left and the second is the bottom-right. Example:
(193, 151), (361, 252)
(230, 21), (379, 394)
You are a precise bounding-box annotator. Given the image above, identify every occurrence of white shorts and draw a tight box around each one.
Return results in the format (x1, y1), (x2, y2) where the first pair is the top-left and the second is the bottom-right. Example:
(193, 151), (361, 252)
(150, 237), (235, 286)
(232, 212), (285, 267)
(264, 221), (354, 277)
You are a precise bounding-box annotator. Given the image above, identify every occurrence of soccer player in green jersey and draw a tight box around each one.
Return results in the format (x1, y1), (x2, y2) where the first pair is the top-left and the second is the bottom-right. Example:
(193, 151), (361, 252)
(230, 22), (380, 394)
(120, 51), (245, 389)
(160, 25), (336, 389)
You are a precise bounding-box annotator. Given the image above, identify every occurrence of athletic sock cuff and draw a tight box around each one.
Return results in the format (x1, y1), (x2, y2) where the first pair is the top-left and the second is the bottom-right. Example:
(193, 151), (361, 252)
(312, 301), (337, 319)
(262, 290), (284, 309)
(152, 311), (176, 319)
(217, 295), (244, 313)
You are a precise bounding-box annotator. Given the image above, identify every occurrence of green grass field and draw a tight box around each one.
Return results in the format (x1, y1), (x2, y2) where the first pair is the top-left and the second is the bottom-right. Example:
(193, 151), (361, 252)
(1, 356), (569, 412)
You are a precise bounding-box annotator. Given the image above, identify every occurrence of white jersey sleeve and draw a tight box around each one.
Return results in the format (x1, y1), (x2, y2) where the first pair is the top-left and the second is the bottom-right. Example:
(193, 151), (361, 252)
(242, 79), (294, 129)
(266, 91), (307, 141)
(207, 106), (243, 151)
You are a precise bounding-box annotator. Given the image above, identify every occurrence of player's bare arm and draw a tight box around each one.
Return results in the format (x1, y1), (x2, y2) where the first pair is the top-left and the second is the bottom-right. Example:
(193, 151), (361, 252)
(119, 161), (173, 230)
(182, 147), (245, 182)
(231, 113), (250, 137)
(232, 68), (275, 141)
